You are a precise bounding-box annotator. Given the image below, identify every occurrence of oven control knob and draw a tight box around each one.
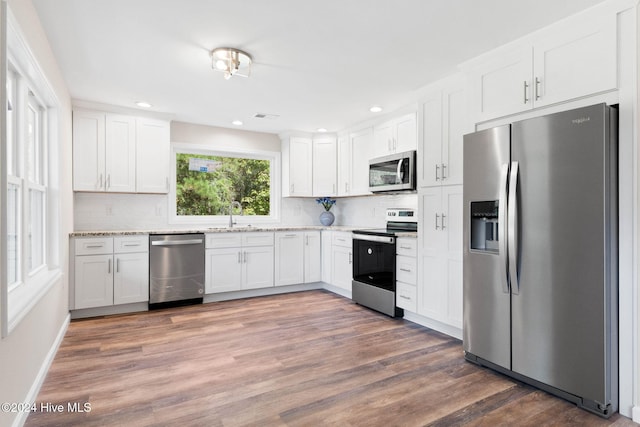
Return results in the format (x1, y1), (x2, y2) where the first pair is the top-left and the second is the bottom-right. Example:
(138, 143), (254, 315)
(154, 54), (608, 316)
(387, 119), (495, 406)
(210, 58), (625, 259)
(367, 248), (373, 255)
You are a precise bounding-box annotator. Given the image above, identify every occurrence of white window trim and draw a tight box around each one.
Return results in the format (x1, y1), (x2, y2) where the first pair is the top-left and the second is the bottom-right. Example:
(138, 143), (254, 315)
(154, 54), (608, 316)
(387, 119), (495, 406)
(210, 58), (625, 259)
(169, 142), (281, 226)
(2, 7), (61, 337)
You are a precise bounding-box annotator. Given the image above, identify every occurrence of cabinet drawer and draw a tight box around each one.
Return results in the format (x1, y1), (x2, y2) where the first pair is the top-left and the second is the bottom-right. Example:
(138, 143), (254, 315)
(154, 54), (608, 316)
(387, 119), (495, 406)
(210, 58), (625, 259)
(114, 235), (149, 253)
(396, 255), (417, 285)
(396, 238), (417, 256)
(75, 237), (113, 255)
(206, 233), (243, 249)
(332, 232), (352, 248)
(242, 232), (274, 247)
(396, 282), (417, 312)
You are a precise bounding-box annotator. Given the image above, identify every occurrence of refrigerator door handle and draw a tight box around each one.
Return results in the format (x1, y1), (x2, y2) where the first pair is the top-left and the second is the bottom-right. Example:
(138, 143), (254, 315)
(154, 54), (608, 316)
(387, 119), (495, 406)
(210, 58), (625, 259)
(508, 161), (520, 294)
(498, 163), (510, 293)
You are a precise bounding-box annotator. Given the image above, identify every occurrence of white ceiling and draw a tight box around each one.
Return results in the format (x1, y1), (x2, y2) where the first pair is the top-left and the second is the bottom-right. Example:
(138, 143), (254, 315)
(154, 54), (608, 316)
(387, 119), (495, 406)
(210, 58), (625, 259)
(32, 0), (605, 135)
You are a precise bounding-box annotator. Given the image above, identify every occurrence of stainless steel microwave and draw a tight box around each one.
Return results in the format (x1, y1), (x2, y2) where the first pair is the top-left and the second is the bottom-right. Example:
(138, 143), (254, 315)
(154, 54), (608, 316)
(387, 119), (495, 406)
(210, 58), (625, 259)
(368, 150), (416, 193)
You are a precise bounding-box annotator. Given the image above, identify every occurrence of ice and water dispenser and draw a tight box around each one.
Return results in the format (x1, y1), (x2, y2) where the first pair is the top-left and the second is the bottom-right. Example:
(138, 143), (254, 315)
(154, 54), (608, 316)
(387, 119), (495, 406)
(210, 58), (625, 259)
(470, 201), (499, 252)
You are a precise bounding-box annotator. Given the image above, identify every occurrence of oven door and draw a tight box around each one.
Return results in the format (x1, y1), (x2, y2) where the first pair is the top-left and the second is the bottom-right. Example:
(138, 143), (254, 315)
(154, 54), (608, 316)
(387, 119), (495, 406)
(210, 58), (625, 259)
(352, 234), (396, 291)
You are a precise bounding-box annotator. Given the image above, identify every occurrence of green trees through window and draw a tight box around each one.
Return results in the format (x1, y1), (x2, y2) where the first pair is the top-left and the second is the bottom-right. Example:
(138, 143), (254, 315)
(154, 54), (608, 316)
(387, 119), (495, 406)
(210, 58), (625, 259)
(175, 153), (271, 216)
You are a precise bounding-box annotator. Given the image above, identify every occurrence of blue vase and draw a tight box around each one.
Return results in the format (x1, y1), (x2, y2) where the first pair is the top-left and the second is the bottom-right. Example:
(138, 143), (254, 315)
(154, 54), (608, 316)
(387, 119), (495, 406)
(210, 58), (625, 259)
(319, 211), (335, 226)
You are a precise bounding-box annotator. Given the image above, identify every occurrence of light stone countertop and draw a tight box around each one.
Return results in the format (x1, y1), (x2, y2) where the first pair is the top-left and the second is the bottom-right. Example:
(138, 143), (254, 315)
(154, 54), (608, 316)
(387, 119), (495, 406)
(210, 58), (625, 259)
(70, 225), (418, 238)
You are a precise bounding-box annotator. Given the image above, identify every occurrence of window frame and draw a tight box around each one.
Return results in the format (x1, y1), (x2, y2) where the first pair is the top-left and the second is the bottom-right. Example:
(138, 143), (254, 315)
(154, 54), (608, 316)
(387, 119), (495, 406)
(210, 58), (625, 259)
(2, 7), (62, 337)
(169, 142), (281, 226)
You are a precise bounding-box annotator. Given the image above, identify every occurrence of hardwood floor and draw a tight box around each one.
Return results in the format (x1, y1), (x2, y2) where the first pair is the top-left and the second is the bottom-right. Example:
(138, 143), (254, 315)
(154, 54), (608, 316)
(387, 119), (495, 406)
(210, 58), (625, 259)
(27, 290), (634, 426)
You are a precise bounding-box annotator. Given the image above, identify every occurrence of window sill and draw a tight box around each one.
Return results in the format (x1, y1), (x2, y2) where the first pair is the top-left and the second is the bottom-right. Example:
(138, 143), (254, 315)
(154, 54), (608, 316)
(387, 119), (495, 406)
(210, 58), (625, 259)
(7, 268), (63, 335)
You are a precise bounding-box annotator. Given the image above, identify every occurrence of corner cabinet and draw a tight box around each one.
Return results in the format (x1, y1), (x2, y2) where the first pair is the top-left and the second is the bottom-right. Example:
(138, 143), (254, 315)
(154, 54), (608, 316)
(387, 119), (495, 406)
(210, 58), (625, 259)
(312, 137), (337, 196)
(281, 136), (313, 197)
(274, 230), (321, 285)
(466, 8), (617, 123)
(72, 109), (170, 193)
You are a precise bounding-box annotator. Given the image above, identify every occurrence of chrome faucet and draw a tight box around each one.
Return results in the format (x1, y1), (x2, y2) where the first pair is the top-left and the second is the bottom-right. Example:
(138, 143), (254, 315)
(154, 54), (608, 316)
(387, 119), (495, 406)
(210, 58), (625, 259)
(228, 200), (242, 227)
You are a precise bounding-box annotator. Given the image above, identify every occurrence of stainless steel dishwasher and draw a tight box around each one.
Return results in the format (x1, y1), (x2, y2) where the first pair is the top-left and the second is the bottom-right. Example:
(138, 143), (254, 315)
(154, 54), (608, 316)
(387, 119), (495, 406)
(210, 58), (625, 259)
(149, 233), (205, 308)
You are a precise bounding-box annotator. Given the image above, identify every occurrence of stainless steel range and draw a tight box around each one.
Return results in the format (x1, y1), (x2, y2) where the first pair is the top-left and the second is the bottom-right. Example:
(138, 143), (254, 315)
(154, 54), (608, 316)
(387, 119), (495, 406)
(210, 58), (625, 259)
(352, 208), (417, 317)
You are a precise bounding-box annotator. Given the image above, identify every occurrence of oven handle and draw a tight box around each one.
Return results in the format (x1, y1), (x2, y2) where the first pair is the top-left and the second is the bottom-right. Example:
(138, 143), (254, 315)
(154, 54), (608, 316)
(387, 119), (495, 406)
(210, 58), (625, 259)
(352, 234), (395, 244)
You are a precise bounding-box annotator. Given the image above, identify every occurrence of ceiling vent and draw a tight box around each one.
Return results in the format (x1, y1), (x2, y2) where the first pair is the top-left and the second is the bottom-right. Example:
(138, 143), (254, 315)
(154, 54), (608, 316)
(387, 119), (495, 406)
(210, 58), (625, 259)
(253, 113), (280, 120)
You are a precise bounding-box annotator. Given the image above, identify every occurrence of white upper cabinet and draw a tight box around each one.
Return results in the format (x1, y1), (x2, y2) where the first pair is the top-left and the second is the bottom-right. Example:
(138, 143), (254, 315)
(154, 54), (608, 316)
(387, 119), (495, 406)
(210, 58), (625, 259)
(136, 118), (170, 193)
(72, 109), (170, 193)
(419, 76), (467, 188)
(349, 127), (373, 196)
(372, 112), (417, 158)
(282, 136), (313, 197)
(466, 8), (617, 123)
(73, 110), (105, 191)
(105, 114), (136, 192)
(312, 136), (337, 196)
(337, 133), (351, 196)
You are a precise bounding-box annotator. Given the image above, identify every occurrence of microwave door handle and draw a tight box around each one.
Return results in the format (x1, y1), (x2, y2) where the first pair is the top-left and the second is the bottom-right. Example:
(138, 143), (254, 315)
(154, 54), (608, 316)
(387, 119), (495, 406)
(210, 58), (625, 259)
(396, 159), (403, 183)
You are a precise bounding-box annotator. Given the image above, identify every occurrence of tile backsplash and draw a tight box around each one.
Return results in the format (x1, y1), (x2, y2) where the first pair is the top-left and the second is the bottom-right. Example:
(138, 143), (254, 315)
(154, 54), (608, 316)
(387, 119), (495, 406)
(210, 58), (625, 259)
(73, 192), (418, 231)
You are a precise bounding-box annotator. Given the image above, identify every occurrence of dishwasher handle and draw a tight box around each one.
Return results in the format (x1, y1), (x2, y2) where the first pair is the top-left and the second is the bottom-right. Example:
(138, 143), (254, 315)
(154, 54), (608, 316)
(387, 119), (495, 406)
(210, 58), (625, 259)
(151, 239), (203, 246)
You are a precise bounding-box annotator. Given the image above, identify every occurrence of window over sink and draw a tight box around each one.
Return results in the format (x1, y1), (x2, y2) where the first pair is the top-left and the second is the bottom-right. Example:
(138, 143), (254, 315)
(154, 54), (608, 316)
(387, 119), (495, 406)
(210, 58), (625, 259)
(169, 143), (280, 224)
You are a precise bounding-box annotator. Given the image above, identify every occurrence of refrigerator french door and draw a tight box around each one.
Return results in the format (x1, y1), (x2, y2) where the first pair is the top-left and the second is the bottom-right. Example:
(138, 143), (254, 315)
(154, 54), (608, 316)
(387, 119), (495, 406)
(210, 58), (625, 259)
(463, 103), (618, 417)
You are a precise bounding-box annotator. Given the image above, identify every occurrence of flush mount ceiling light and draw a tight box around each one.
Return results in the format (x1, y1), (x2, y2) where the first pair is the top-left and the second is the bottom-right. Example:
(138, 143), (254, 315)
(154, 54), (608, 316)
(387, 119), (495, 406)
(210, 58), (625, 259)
(369, 105), (383, 113)
(135, 101), (152, 108)
(211, 47), (252, 80)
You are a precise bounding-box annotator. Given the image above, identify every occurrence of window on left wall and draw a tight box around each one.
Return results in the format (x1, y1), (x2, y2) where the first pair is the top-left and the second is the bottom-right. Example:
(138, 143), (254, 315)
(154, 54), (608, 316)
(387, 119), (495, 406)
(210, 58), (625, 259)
(3, 8), (61, 336)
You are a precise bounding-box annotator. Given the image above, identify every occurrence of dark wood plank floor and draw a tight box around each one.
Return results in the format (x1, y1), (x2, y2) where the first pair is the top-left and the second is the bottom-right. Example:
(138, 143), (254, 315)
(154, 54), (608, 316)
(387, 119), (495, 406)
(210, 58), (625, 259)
(27, 290), (634, 426)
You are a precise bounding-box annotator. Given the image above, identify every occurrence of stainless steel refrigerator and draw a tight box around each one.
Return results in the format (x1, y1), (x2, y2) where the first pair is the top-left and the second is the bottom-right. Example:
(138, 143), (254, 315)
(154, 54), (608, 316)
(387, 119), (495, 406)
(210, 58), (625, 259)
(462, 103), (618, 417)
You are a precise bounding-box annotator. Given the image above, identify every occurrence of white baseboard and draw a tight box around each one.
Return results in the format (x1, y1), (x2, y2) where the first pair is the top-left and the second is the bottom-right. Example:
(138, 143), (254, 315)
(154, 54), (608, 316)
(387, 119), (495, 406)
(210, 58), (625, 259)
(12, 313), (70, 427)
(632, 405), (640, 423)
(403, 311), (462, 340)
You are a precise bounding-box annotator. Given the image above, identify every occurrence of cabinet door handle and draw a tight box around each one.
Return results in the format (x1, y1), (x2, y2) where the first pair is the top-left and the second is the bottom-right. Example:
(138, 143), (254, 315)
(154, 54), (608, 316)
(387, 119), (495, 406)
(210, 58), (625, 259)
(523, 81), (529, 104)
(435, 164), (440, 181)
(106, 174), (111, 190)
(166, 177), (169, 191)
(86, 244), (104, 248)
(442, 213), (447, 230)
(107, 258), (111, 274)
(116, 258), (120, 273)
(98, 173), (103, 190)
(399, 294), (411, 300)
(284, 234), (297, 238)
(348, 252), (352, 264)
(435, 213), (440, 230)
(243, 251), (247, 264)
(237, 251), (242, 264)
(535, 77), (541, 100)
(399, 268), (412, 273)
(305, 235), (309, 246)
(399, 245), (412, 250)
(123, 243), (140, 247)
(441, 163), (447, 180)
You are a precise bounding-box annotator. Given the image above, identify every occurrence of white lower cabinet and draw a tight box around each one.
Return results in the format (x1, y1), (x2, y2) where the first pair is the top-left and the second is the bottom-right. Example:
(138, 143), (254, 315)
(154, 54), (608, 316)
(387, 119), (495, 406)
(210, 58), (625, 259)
(304, 231), (321, 283)
(205, 232), (275, 293)
(73, 235), (149, 310)
(417, 185), (463, 328)
(396, 237), (418, 313)
(274, 230), (322, 285)
(330, 232), (353, 292)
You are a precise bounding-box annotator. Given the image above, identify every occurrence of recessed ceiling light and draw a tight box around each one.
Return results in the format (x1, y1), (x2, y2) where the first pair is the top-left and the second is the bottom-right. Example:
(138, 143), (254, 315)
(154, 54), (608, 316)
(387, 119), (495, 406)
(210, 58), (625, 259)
(316, 128), (327, 133)
(369, 105), (383, 113)
(232, 120), (243, 126)
(135, 101), (152, 108)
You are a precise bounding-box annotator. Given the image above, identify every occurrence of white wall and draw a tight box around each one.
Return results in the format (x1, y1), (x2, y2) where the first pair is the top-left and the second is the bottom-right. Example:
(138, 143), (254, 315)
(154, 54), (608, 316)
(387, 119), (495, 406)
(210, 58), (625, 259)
(1, 1), (73, 427)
